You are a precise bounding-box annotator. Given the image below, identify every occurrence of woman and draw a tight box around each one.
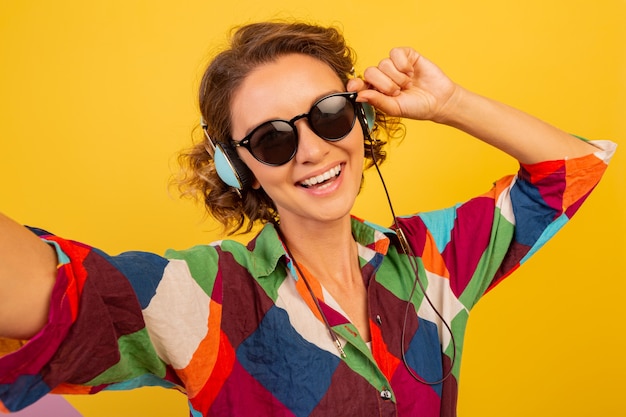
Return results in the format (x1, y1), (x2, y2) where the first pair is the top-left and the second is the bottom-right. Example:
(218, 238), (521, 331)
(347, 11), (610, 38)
(0, 21), (615, 416)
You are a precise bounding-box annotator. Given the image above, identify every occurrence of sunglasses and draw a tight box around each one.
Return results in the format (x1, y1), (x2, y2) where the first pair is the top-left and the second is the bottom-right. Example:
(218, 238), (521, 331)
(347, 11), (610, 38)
(231, 92), (361, 166)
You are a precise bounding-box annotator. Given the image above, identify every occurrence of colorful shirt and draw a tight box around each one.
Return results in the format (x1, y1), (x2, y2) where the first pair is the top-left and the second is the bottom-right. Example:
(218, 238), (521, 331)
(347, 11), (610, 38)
(0, 140), (616, 416)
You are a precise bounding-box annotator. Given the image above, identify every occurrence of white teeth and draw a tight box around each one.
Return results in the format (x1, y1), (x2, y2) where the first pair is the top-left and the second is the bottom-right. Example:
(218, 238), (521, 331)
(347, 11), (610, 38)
(300, 165), (341, 187)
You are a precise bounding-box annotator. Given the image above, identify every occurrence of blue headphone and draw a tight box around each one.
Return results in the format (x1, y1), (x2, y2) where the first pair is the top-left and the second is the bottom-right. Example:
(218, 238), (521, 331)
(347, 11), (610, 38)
(201, 102), (376, 192)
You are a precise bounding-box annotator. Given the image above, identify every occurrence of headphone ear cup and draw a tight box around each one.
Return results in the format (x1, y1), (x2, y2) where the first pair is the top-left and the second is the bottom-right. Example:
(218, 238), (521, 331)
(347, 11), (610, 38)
(214, 143), (253, 191)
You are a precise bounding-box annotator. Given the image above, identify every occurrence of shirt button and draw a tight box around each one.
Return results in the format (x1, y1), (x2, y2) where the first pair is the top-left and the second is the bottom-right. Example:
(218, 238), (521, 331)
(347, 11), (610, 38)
(380, 389), (392, 400)
(375, 315), (382, 325)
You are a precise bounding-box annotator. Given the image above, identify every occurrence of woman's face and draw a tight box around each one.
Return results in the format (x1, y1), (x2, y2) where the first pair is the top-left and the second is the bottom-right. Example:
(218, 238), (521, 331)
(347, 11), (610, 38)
(230, 53), (365, 230)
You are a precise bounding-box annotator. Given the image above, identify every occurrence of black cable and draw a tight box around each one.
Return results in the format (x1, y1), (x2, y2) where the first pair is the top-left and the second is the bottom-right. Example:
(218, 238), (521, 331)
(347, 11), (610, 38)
(369, 136), (457, 386)
(277, 228), (348, 359)
(273, 122), (458, 382)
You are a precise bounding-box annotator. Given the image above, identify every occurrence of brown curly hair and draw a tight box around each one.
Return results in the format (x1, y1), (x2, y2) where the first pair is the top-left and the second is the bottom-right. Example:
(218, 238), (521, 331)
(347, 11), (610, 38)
(177, 21), (404, 235)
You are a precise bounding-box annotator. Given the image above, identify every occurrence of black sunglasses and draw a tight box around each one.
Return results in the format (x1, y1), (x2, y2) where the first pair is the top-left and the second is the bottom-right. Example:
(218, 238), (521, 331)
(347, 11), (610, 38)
(231, 92), (361, 166)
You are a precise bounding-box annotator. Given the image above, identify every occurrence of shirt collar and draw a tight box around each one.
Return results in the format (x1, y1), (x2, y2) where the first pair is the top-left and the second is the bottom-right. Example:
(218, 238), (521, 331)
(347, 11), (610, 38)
(247, 217), (397, 280)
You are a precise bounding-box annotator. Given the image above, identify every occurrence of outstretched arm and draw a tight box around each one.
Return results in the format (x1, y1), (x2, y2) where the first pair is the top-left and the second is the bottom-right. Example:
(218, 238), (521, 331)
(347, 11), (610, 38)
(0, 212), (57, 339)
(348, 47), (598, 163)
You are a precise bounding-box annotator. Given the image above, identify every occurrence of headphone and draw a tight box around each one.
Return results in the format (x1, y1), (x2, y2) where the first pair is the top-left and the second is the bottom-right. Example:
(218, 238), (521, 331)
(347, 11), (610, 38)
(201, 101), (376, 193)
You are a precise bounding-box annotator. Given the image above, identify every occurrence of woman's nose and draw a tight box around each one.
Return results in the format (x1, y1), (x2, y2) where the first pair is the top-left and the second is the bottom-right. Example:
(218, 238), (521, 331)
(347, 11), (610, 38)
(293, 119), (330, 164)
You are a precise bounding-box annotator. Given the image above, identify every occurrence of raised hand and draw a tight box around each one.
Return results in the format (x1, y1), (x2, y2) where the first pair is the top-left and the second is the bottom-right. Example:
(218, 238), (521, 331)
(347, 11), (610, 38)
(347, 47), (458, 122)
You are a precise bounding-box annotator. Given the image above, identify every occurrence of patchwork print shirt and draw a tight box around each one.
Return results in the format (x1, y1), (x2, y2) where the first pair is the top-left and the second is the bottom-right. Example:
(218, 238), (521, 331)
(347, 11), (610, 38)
(0, 140), (615, 416)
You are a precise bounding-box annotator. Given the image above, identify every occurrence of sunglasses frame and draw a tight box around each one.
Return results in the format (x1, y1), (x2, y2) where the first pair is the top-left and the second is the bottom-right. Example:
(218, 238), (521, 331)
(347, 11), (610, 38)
(230, 92), (360, 166)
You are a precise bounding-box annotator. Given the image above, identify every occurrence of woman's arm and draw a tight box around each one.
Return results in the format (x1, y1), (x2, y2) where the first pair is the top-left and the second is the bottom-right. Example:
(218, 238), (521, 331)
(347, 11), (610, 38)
(348, 47), (599, 162)
(0, 221), (189, 412)
(432, 86), (598, 163)
(0, 212), (57, 339)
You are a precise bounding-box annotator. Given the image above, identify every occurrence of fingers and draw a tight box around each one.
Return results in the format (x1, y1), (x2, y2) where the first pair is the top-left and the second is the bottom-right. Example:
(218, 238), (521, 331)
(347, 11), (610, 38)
(362, 47), (420, 96)
(348, 47), (437, 118)
(349, 47), (456, 121)
(345, 77), (366, 93)
(388, 47), (418, 77)
(346, 72), (397, 112)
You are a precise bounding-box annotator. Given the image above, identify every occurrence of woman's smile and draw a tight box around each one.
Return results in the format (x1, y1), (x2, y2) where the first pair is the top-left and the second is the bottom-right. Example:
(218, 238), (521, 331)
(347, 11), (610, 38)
(298, 164), (342, 188)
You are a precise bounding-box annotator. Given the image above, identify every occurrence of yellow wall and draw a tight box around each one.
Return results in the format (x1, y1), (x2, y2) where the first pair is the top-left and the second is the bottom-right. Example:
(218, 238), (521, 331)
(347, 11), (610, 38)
(1, 1), (624, 416)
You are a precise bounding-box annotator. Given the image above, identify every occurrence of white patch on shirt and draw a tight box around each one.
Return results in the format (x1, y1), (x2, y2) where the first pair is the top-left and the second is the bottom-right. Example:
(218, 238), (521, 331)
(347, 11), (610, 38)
(591, 139), (617, 164)
(496, 177), (515, 225)
(417, 270), (468, 351)
(143, 259), (211, 369)
(275, 272), (345, 357)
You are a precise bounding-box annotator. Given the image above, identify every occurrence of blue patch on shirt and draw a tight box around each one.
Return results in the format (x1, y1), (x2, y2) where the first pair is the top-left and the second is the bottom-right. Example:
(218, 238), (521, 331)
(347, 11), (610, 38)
(92, 248), (169, 309)
(510, 180), (559, 247)
(404, 317), (444, 396)
(237, 306), (341, 417)
(104, 373), (178, 391)
(416, 206), (458, 254)
(0, 374), (50, 412)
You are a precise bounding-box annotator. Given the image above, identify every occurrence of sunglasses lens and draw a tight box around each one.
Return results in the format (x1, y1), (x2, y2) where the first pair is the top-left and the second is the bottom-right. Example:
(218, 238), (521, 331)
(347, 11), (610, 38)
(249, 120), (297, 165)
(240, 94), (356, 166)
(310, 95), (356, 140)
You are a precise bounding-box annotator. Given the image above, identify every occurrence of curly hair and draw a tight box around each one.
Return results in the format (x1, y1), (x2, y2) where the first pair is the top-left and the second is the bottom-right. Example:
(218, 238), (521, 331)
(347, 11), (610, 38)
(177, 21), (404, 235)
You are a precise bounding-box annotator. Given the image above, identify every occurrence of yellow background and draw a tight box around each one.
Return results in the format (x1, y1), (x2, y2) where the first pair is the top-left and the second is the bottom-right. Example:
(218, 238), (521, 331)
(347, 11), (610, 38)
(1, 1), (624, 416)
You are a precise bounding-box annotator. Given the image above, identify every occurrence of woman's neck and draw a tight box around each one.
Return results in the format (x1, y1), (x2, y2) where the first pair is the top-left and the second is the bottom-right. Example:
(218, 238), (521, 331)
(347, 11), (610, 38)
(279, 216), (356, 264)
(277, 214), (371, 342)
(277, 215), (357, 281)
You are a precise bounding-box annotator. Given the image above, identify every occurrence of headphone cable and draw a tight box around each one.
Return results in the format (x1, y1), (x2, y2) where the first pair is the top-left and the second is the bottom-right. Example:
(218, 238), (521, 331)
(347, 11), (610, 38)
(369, 137), (457, 386)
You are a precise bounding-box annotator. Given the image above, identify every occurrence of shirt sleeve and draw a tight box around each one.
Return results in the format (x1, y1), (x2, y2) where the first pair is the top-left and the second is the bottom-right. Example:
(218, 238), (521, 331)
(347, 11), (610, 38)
(398, 139), (616, 310)
(0, 229), (187, 413)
